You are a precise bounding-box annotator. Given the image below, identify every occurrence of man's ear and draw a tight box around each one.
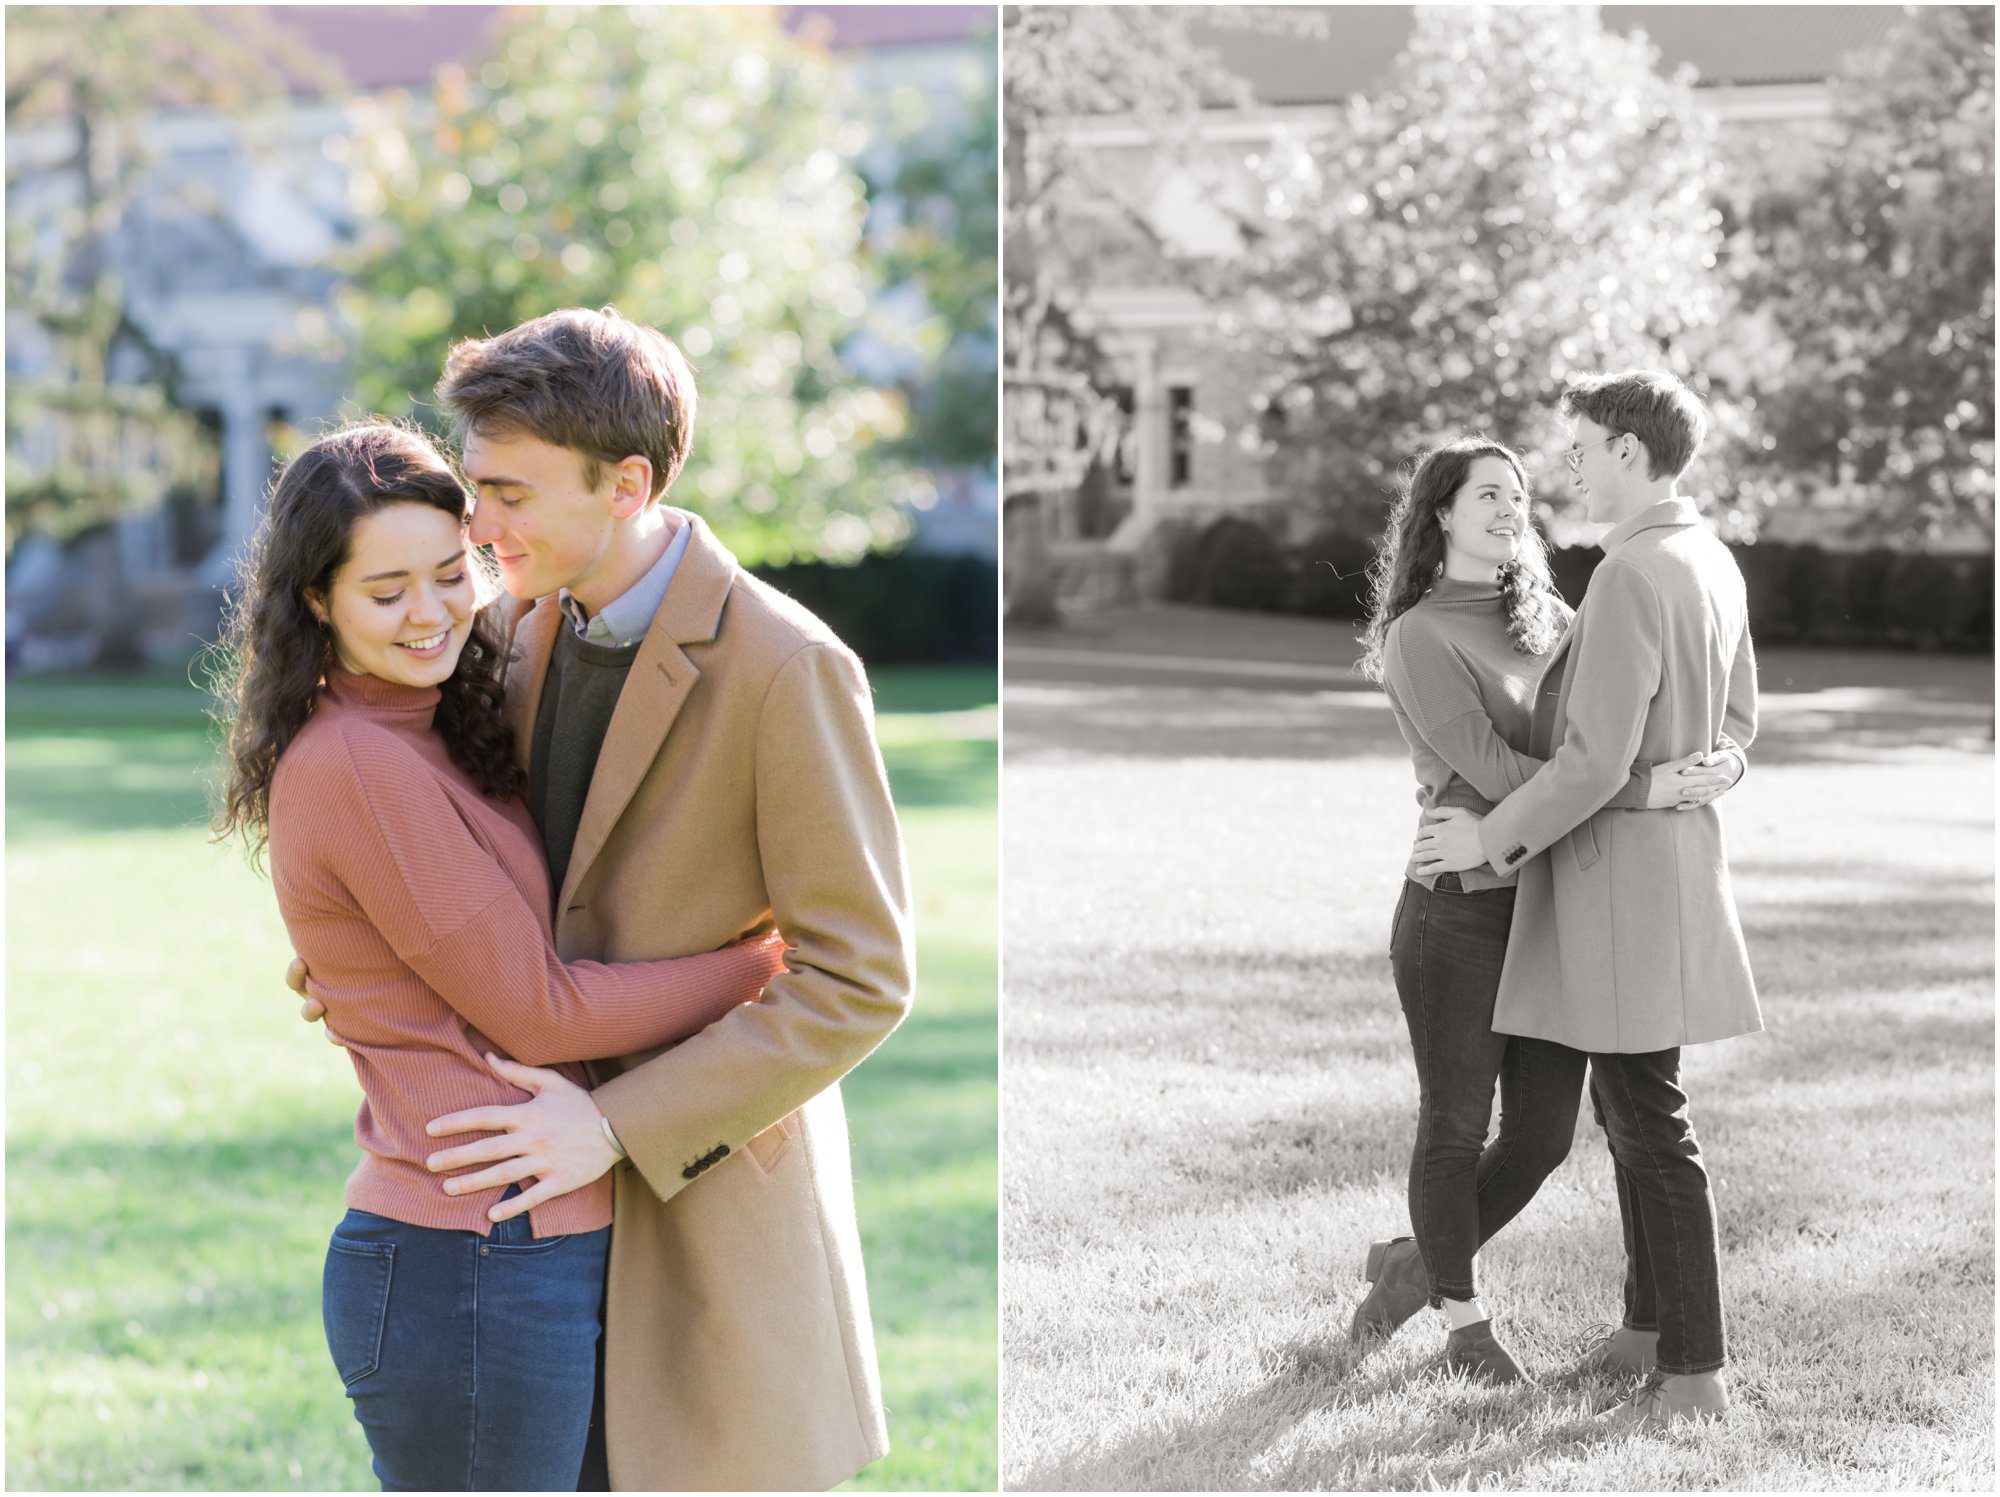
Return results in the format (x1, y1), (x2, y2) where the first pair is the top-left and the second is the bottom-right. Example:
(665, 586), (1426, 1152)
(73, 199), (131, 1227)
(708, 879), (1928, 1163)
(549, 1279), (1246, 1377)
(607, 454), (657, 521)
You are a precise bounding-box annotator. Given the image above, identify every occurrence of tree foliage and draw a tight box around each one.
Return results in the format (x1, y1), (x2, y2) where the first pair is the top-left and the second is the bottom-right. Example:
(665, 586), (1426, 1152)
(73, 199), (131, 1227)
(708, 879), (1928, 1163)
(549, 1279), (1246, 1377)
(3, 6), (314, 549)
(1001, 5), (1258, 372)
(872, 40), (999, 472)
(1740, 4), (1995, 545)
(336, 6), (925, 564)
(1232, 5), (1733, 537)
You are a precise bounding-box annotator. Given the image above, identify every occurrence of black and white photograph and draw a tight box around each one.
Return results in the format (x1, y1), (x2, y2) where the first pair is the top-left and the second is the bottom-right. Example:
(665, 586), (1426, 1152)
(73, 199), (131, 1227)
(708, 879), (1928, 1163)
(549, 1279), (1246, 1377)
(1003, 4), (1994, 1490)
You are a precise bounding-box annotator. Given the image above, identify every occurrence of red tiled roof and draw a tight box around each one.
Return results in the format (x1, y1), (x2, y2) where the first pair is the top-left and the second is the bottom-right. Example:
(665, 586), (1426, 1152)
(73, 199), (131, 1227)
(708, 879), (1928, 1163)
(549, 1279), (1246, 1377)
(787, 6), (991, 49)
(266, 6), (504, 93)
(1188, 5), (1909, 105)
(265, 4), (987, 94)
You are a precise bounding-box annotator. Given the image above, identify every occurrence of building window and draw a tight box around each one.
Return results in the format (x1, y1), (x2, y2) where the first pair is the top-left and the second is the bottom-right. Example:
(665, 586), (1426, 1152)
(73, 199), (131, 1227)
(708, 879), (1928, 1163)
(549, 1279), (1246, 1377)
(1169, 385), (1194, 489)
(1109, 386), (1137, 485)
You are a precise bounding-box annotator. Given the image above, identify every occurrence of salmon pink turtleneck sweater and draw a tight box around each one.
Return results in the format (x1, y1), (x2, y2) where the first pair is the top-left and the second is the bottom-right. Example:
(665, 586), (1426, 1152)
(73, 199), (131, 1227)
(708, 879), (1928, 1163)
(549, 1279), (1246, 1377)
(267, 668), (787, 1238)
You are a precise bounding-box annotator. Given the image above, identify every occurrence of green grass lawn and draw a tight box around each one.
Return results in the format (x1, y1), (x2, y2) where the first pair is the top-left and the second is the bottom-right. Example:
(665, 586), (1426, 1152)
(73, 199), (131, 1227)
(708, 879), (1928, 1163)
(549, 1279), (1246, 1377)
(1002, 609), (1993, 1492)
(5, 666), (997, 1492)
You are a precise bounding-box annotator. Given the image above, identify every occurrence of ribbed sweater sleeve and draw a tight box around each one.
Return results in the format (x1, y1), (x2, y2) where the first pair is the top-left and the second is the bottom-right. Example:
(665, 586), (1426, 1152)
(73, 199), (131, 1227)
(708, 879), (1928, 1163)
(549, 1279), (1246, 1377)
(1383, 615), (1653, 810)
(306, 723), (789, 1064)
(1478, 560), (1664, 870)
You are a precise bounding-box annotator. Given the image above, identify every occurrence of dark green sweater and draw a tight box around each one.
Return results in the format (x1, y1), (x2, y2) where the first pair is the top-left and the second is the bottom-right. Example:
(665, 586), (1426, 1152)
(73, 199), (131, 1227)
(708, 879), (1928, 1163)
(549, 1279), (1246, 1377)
(530, 623), (641, 900)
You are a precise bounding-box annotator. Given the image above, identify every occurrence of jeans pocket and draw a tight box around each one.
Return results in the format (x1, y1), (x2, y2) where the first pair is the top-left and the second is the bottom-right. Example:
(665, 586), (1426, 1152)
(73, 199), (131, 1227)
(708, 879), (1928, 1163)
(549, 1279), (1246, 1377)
(323, 1236), (395, 1387)
(483, 1232), (569, 1256)
(1390, 880), (1412, 955)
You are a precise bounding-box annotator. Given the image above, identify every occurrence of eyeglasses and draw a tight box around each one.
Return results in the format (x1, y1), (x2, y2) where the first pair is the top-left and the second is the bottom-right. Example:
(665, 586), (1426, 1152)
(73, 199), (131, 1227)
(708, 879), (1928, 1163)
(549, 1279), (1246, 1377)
(1563, 432), (1626, 473)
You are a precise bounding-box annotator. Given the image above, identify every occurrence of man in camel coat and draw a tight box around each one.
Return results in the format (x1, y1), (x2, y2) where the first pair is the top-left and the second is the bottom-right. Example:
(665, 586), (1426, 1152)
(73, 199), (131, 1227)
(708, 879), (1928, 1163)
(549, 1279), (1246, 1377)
(294, 307), (914, 1490)
(1416, 369), (1759, 1432)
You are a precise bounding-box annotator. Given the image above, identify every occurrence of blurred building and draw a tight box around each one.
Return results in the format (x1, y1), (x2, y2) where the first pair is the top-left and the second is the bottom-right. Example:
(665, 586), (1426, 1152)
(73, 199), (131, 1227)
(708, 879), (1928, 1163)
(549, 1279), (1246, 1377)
(1035, 5), (1912, 597)
(5, 4), (994, 668)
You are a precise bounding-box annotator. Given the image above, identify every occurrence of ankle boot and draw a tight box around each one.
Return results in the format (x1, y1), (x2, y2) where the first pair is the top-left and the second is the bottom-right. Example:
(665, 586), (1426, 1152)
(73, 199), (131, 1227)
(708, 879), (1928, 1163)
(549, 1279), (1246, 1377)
(1575, 1322), (1660, 1378)
(1442, 1318), (1531, 1385)
(1347, 1236), (1428, 1343)
(1597, 1368), (1731, 1429)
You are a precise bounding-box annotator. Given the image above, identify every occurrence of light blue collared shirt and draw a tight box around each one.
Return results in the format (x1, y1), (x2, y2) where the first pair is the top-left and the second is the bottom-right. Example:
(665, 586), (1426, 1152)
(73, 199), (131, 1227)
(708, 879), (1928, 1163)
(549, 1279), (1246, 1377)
(557, 515), (691, 648)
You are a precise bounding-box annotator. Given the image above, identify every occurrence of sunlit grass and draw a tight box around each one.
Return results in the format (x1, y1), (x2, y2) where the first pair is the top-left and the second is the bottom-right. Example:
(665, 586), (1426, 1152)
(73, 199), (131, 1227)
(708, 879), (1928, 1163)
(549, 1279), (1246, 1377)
(6, 666), (996, 1492)
(1001, 624), (1993, 1492)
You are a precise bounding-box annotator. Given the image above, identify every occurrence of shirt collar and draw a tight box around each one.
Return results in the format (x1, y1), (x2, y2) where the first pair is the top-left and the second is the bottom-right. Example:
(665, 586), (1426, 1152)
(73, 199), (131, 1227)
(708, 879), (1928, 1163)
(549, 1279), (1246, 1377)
(1602, 496), (1700, 557)
(558, 512), (691, 648)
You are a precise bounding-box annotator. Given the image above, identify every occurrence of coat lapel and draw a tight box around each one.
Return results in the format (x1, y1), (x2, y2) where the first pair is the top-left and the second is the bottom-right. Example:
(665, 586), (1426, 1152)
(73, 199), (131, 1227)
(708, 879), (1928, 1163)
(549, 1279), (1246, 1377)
(502, 595), (563, 774)
(555, 516), (739, 915)
(1530, 618), (1577, 759)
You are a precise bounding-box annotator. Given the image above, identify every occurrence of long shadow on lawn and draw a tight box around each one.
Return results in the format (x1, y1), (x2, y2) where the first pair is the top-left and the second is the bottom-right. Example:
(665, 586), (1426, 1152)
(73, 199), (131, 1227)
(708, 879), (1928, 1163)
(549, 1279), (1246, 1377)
(7, 726), (216, 841)
(1731, 873), (1993, 997)
(9, 1119), (356, 1347)
(1011, 1347), (1589, 1492)
(1006, 674), (1993, 768)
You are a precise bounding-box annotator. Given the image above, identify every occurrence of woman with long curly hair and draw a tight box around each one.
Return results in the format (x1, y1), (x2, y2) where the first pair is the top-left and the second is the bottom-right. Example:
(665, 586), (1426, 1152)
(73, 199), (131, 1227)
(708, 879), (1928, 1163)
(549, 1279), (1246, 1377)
(211, 420), (788, 1490)
(1345, 436), (1741, 1383)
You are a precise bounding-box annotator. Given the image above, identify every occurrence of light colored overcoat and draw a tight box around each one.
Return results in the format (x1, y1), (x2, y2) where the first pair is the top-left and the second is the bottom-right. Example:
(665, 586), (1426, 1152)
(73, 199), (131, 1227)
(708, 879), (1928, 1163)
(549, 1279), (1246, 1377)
(1477, 498), (1761, 1053)
(501, 514), (914, 1492)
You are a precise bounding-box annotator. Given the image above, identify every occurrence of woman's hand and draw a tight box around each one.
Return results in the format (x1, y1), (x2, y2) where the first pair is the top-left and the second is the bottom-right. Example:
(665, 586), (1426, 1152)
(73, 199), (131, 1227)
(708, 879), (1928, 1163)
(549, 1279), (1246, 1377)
(424, 1053), (620, 1221)
(285, 956), (345, 1047)
(1645, 750), (1741, 812)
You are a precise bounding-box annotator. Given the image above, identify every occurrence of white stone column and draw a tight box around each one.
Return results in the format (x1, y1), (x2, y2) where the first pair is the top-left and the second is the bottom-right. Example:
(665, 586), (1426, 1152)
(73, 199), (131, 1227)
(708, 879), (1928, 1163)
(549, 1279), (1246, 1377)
(203, 350), (267, 582)
(1127, 336), (1165, 523)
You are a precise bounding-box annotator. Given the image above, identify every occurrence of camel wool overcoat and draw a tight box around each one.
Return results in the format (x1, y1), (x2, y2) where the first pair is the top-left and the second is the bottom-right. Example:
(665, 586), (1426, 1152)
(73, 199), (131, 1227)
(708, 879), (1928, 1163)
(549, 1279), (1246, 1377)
(1477, 498), (1762, 1053)
(501, 514), (915, 1491)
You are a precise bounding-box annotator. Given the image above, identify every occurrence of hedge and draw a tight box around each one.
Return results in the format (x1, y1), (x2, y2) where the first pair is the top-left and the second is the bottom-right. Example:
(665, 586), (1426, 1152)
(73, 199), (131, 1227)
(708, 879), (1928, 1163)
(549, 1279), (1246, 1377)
(1166, 519), (1993, 654)
(750, 550), (996, 665)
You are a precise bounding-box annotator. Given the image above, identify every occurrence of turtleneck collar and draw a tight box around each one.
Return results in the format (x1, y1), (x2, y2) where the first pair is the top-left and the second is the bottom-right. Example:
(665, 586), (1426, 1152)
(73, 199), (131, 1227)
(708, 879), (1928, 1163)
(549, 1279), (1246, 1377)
(321, 666), (442, 725)
(1426, 573), (1503, 605)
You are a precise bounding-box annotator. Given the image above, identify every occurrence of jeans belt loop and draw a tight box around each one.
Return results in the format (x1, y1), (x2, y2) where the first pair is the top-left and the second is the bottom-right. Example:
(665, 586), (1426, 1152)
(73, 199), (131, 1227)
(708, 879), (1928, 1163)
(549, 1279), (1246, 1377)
(1435, 871), (1464, 893)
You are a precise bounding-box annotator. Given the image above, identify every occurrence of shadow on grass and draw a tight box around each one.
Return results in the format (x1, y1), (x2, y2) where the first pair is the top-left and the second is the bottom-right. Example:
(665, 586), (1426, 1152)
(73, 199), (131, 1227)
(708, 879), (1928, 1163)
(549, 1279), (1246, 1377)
(1731, 867), (1994, 995)
(8, 1118), (357, 1346)
(882, 735), (997, 811)
(7, 725), (218, 842)
(1005, 682), (1396, 765)
(1006, 639), (1993, 769)
(1011, 1344), (1590, 1492)
(9, 697), (993, 833)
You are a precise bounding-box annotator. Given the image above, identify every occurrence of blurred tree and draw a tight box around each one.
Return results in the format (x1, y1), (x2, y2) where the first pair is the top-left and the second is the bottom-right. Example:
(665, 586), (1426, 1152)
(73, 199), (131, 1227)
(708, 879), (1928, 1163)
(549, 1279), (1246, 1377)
(336, 6), (924, 565)
(1001, 5), (1264, 367)
(869, 38), (998, 473)
(1739, 4), (1995, 546)
(1232, 6), (1733, 537)
(1000, 7), (1304, 620)
(3, 6), (319, 551)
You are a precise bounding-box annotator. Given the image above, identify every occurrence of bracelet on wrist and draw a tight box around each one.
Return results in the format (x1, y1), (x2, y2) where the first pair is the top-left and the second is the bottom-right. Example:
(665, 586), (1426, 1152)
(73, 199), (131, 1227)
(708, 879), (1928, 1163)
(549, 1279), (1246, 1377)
(599, 1114), (628, 1160)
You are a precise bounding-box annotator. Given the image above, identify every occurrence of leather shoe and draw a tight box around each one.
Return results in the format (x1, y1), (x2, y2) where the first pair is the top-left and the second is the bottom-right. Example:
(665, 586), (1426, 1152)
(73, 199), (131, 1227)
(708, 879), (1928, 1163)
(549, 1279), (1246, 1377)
(1442, 1318), (1531, 1385)
(1597, 1368), (1730, 1429)
(1348, 1236), (1428, 1343)
(1575, 1322), (1660, 1378)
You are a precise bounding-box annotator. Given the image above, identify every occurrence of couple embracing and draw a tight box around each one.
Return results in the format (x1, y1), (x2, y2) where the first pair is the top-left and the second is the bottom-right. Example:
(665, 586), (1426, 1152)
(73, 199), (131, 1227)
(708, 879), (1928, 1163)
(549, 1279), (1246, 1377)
(1354, 369), (1761, 1428)
(213, 307), (914, 1490)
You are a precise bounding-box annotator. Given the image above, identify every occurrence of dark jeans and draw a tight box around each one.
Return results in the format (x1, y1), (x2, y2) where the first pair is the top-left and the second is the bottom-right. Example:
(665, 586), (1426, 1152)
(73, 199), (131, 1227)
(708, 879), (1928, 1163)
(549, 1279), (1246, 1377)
(1389, 877), (1586, 1304)
(321, 1186), (610, 1491)
(1585, 1049), (1727, 1375)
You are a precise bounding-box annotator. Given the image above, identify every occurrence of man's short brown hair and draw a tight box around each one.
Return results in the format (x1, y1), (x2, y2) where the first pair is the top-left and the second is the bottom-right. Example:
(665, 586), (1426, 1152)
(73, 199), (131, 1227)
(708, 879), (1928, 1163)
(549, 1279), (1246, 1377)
(437, 306), (696, 499)
(1559, 369), (1709, 482)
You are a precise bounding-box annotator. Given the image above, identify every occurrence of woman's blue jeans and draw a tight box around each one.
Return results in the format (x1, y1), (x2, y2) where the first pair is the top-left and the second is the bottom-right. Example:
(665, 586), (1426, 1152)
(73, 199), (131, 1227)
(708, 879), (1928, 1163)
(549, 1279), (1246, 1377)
(1389, 876), (1585, 1304)
(321, 1188), (609, 1492)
